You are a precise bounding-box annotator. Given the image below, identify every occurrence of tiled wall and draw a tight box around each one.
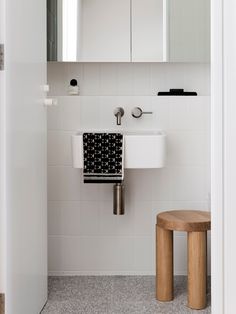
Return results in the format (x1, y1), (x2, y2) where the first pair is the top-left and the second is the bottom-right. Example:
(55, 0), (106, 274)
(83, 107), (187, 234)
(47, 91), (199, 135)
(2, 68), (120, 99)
(47, 61), (211, 275)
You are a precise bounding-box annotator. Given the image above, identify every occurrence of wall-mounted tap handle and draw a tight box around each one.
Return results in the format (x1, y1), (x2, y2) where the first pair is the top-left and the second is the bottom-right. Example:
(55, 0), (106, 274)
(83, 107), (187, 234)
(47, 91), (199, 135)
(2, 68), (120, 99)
(114, 107), (124, 125)
(143, 111), (153, 114)
(131, 107), (153, 118)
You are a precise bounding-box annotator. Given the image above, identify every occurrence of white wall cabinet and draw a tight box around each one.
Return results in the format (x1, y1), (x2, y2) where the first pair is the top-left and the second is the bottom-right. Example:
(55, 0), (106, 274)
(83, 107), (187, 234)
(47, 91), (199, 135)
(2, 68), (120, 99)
(47, 0), (210, 63)
(80, 0), (130, 62)
(78, 0), (130, 62)
(167, 0), (210, 62)
(55, 0), (131, 62)
(132, 0), (163, 62)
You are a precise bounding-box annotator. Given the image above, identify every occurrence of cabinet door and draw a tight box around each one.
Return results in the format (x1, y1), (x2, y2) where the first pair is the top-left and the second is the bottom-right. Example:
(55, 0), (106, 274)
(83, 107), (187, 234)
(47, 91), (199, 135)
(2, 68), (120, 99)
(80, 0), (130, 62)
(132, 0), (163, 62)
(168, 0), (210, 62)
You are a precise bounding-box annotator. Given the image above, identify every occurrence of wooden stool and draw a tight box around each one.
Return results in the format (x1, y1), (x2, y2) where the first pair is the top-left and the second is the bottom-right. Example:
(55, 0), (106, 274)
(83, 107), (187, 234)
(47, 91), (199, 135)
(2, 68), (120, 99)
(156, 210), (211, 310)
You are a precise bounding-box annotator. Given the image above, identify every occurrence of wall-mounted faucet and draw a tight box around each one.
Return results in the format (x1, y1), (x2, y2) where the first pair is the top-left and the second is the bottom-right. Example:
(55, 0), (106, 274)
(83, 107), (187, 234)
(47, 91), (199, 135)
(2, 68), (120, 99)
(131, 107), (153, 118)
(114, 107), (124, 125)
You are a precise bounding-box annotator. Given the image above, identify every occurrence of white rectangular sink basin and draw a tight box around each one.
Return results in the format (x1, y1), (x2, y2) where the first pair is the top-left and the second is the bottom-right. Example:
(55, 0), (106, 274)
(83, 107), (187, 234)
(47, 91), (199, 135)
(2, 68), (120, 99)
(72, 130), (166, 169)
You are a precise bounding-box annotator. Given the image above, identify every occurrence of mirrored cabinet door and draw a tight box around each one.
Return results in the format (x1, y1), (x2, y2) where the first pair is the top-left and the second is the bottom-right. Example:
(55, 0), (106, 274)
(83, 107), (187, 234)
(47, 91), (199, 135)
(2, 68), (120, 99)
(47, 0), (210, 63)
(132, 0), (164, 62)
(47, 0), (58, 61)
(47, 0), (130, 62)
(79, 0), (130, 62)
(167, 0), (210, 62)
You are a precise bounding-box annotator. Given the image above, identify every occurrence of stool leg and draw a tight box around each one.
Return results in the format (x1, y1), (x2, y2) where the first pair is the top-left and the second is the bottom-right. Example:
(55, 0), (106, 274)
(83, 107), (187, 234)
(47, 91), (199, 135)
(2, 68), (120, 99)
(156, 225), (173, 301)
(188, 231), (207, 310)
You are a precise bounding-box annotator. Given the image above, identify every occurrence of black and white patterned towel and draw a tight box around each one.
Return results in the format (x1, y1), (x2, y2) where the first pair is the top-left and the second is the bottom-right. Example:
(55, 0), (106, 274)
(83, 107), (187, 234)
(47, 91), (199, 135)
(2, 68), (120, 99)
(83, 133), (124, 183)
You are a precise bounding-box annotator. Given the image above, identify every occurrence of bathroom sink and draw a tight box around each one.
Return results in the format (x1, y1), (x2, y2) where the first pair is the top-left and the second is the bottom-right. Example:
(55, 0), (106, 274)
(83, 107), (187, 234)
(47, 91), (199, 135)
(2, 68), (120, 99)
(72, 130), (166, 169)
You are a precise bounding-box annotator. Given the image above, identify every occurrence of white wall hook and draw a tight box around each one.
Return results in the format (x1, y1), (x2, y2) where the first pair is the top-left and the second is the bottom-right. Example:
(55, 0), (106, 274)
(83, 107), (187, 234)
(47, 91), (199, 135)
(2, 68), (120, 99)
(40, 84), (50, 92)
(43, 98), (58, 106)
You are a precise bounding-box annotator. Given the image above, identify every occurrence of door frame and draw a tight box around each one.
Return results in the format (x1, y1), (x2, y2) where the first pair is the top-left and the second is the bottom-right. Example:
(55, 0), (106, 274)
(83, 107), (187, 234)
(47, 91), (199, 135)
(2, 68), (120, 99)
(0, 0), (6, 308)
(211, 0), (236, 313)
(211, 0), (224, 312)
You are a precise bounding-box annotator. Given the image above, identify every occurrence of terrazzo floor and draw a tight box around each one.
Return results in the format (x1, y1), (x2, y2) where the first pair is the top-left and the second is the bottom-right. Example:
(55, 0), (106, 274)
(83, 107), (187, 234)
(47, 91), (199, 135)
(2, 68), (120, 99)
(41, 276), (211, 314)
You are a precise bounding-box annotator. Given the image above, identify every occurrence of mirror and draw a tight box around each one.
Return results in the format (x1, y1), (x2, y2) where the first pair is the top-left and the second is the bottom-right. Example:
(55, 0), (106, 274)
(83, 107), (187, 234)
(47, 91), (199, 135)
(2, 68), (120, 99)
(47, 0), (210, 62)
(165, 0), (210, 62)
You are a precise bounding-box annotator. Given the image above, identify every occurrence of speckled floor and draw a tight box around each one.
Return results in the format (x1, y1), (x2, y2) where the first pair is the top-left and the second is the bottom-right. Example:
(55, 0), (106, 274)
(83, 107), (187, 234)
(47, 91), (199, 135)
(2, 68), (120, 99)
(41, 276), (211, 314)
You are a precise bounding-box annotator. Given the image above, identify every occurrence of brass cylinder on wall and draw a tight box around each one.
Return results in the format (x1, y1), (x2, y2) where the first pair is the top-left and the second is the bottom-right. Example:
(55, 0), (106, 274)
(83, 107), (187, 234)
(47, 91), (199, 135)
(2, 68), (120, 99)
(113, 183), (125, 215)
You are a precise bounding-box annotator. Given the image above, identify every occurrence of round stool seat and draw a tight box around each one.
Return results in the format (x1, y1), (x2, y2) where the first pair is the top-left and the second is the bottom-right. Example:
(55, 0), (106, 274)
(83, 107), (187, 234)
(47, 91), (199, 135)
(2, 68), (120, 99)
(157, 210), (211, 232)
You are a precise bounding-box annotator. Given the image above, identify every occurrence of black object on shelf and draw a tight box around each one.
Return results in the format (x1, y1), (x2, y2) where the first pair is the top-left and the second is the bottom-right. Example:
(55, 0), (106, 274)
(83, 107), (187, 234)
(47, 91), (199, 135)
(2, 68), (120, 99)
(157, 89), (197, 96)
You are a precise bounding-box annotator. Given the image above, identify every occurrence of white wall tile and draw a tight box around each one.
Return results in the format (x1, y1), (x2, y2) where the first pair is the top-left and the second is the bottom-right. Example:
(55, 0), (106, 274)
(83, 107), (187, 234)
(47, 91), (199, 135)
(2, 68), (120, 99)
(117, 63), (134, 95)
(151, 168), (172, 201)
(169, 97), (210, 130)
(62, 236), (83, 271)
(82, 64), (101, 95)
(167, 131), (207, 166)
(169, 200), (209, 211)
(47, 97), (81, 131)
(125, 170), (154, 202)
(79, 97), (101, 129)
(174, 235), (187, 274)
(63, 236), (101, 271)
(99, 96), (119, 130)
(59, 97), (81, 130)
(48, 167), (101, 201)
(47, 102), (61, 130)
(48, 131), (73, 166)
(99, 201), (134, 237)
(48, 166), (80, 201)
(78, 201), (100, 236)
(48, 236), (65, 271)
(98, 184), (113, 202)
(48, 201), (80, 236)
(152, 99), (170, 130)
(133, 201), (153, 236)
(78, 237), (102, 271)
(133, 64), (151, 95)
(133, 236), (154, 271)
(48, 201), (64, 236)
(61, 202), (81, 236)
(150, 63), (167, 95)
(98, 237), (134, 271)
(100, 64), (118, 95)
(170, 166), (208, 201)
(169, 99), (190, 130)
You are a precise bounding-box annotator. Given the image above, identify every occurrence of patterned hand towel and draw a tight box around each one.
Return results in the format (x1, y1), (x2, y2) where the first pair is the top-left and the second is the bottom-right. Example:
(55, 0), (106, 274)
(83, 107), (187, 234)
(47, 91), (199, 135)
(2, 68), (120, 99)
(83, 133), (124, 183)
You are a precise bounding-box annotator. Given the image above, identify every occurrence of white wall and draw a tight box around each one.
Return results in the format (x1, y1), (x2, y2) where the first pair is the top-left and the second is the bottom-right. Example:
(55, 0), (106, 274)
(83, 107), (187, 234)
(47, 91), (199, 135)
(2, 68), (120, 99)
(47, 62), (210, 275)
(5, 0), (47, 313)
